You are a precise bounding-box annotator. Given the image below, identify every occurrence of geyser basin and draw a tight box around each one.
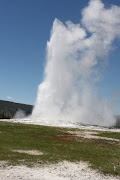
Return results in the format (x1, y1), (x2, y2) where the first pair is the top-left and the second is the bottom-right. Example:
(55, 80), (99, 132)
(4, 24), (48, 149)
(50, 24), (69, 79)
(32, 0), (120, 127)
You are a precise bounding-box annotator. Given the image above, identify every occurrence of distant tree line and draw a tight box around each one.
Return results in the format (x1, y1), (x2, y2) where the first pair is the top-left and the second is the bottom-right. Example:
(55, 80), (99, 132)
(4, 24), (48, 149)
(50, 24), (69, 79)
(0, 112), (12, 119)
(0, 100), (33, 119)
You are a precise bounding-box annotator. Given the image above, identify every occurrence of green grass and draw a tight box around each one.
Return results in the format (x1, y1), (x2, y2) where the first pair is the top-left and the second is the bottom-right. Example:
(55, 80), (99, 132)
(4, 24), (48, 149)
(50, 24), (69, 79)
(0, 121), (120, 176)
(93, 131), (120, 140)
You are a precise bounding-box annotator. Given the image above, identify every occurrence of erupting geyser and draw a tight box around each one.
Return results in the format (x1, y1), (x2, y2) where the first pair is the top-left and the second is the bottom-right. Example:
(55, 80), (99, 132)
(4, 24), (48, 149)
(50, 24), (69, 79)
(32, 0), (120, 126)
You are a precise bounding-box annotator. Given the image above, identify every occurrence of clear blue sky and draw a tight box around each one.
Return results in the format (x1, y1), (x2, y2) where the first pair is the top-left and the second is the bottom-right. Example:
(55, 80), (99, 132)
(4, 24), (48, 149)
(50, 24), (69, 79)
(0, 0), (120, 114)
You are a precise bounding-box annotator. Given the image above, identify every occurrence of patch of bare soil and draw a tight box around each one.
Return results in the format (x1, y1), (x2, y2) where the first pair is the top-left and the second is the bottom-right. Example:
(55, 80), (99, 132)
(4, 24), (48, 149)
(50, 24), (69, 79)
(68, 131), (120, 142)
(0, 161), (119, 180)
(12, 150), (44, 156)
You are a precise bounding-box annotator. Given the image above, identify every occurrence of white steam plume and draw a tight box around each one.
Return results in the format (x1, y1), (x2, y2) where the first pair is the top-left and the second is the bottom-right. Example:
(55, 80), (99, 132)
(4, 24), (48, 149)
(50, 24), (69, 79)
(14, 109), (26, 119)
(32, 0), (120, 126)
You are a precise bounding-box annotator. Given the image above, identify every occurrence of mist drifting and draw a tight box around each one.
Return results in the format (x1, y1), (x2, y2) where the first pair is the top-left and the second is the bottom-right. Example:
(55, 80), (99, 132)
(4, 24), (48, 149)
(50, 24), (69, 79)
(32, 0), (120, 126)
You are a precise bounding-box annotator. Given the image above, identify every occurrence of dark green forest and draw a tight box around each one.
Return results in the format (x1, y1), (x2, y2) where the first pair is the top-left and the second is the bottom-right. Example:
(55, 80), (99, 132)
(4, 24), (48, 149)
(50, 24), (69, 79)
(0, 100), (33, 119)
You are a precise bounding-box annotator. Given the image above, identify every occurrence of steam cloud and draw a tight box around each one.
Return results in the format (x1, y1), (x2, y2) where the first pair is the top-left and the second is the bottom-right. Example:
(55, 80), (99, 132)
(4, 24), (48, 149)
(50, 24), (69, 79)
(32, 0), (120, 126)
(14, 110), (26, 119)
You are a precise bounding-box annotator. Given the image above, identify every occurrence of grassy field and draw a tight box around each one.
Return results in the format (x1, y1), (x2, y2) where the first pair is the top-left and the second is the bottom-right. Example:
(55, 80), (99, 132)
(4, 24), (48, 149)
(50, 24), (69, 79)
(0, 121), (120, 176)
(93, 131), (120, 140)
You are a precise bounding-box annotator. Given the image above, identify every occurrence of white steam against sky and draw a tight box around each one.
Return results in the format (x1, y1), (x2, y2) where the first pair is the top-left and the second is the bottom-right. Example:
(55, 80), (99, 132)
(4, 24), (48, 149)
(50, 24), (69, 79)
(32, 0), (120, 126)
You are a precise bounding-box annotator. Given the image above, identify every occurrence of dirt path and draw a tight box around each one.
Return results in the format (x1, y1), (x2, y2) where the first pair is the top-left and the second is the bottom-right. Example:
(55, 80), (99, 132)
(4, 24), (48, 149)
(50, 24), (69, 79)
(68, 131), (120, 142)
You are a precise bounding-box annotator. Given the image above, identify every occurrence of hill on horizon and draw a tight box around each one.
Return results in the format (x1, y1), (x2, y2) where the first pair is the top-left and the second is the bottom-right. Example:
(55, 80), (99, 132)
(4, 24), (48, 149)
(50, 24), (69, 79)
(0, 100), (33, 119)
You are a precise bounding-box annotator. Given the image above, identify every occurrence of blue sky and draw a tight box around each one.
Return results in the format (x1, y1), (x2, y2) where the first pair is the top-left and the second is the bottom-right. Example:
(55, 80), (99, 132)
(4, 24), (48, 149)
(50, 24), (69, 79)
(0, 0), (120, 114)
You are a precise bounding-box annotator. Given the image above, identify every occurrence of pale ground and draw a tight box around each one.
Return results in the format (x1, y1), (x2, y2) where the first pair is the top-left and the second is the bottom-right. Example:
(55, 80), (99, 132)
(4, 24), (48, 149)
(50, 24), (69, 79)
(1, 118), (120, 132)
(68, 131), (120, 142)
(0, 118), (120, 180)
(12, 150), (44, 156)
(0, 161), (120, 180)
